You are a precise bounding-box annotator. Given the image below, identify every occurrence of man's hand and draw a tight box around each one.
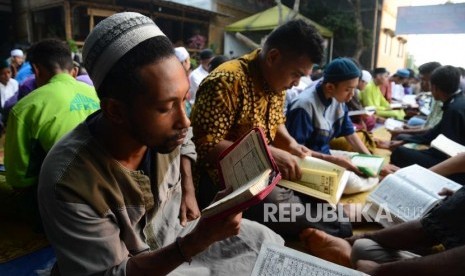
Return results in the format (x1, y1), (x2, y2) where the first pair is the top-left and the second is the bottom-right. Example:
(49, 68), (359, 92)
(194, 212), (242, 245)
(179, 189), (200, 227)
(269, 147), (302, 181)
(331, 156), (362, 174)
(389, 140), (404, 150)
(438, 187), (455, 197)
(179, 156), (200, 227)
(388, 128), (405, 139)
(379, 163), (399, 177)
(287, 142), (312, 158)
(179, 211), (242, 263)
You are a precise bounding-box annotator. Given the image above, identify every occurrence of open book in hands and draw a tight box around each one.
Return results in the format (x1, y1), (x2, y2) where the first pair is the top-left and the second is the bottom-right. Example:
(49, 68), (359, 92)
(201, 128), (281, 219)
(348, 106), (376, 117)
(431, 134), (465, 157)
(364, 164), (462, 228)
(351, 154), (385, 177)
(278, 156), (350, 208)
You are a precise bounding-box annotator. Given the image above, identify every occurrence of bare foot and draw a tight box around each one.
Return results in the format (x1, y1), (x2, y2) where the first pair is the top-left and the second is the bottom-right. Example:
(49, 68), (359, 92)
(374, 139), (391, 150)
(300, 228), (352, 268)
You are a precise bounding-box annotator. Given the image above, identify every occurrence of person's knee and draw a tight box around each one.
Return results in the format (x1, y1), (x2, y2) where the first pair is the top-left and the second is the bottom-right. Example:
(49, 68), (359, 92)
(391, 146), (410, 167)
(351, 238), (379, 265)
(394, 133), (412, 141)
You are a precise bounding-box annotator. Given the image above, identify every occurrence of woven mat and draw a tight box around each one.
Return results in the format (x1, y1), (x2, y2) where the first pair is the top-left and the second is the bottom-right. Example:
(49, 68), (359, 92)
(0, 134), (49, 263)
(0, 218), (49, 263)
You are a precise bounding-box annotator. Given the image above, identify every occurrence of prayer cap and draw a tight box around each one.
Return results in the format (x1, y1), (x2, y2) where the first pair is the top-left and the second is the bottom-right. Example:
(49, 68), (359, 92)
(10, 49), (23, 57)
(396, 69), (410, 78)
(82, 12), (166, 89)
(324, 57), (361, 83)
(361, 70), (372, 83)
(174, 47), (189, 62)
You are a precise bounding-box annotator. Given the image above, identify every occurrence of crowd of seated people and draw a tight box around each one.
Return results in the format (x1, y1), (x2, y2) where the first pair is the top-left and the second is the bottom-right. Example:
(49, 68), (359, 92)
(2, 11), (465, 276)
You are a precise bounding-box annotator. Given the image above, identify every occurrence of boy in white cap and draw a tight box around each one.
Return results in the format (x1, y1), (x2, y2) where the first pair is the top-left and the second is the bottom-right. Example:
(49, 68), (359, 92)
(174, 46), (191, 72)
(38, 12), (283, 276)
(9, 49), (24, 78)
(10, 48), (34, 84)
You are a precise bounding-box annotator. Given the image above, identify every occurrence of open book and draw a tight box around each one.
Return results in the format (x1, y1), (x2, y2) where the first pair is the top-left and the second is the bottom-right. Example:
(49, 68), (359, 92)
(201, 128), (281, 219)
(384, 118), (404, 131)
(389, 102), (403, 109)
(348, 106), (376, 117)
(348, 109), (375, 117)
(364, 164), (462, 228)
(431, 134), (465, 157)
(278, 156), (350, 208)
(351, 154), (385, 177)
(251, 243), (367, 276)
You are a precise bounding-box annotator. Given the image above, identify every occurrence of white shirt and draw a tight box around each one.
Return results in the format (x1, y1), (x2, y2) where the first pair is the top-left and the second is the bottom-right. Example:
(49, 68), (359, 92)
(188, 65), (209, 104)
(0, 78), (18, 108)
(391, 81), (405, 101)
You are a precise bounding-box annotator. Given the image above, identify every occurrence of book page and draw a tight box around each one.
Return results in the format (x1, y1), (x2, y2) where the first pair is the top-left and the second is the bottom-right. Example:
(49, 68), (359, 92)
(367, 174), (439, 222)
(220, 131), (272, 190)
(298, 168), (338, 195)
(348, 110), (375, 116)
(251, 243), (367, 276)
(201, 169), (271, 218)
(384, 118), (404, 131)
(431, 134), (465, 157)
(389, 102), (403, 109)
(278, 157), (349, 206)
(394, 164), (462, 199)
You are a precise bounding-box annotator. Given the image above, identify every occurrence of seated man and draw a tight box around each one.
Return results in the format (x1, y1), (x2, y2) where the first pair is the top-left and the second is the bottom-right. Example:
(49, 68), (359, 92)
(286, 58), (379, 194)
(0, 60), (18, 130)
(191, 19), (353, 238)
(332, 69), (377, 153)
(390, 69), (410, 101)
(390, 65), (465, 184)
(389, 62), (443, 141)
(38, 12), (283, 276)
(300, 153), (465, 275)
(3, 39), (100, 227)
(360, 68), (405, 120)
(286, 58), (372, 156)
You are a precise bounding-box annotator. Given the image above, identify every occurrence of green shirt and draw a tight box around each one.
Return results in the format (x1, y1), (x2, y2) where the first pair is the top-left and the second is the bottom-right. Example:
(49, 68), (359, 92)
(360, 81), (405, 120)
(5, 73), (100, 188)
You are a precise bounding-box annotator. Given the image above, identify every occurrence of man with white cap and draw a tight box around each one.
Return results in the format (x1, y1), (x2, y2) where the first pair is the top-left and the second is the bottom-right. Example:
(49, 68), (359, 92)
(38, 12), (283, 276)
(9, 49), (24, 78)
(174, 46), (191, 72)
(10, 48), (33, 84)
(174, 46), (193, 116)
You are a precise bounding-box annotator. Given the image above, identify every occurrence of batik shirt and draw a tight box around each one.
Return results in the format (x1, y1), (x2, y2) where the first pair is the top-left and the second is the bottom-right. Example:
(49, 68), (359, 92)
(190, 49), (286, 187)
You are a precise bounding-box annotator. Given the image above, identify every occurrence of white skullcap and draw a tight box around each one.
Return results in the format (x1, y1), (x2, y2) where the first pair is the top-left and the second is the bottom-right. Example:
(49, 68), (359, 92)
(361, 70), (372, 83)
(82, 12), (166, 89)
(174, 47), (189, 62)
(11, 49), (24, 57)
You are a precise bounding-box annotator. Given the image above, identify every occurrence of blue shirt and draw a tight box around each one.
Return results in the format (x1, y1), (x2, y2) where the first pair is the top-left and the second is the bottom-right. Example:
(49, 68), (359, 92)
(286, 81), (354, 154)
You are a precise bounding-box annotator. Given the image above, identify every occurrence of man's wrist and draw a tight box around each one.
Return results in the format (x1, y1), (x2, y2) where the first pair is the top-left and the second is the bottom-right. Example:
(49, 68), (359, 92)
(175, 237), (192, 264)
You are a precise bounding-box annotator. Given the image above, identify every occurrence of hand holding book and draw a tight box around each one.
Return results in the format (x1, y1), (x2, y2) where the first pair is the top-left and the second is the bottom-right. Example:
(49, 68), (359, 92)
(200, 128), (281, 220)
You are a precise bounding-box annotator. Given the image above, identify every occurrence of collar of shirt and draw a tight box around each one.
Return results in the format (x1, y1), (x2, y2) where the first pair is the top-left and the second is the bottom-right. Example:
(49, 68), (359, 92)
(442, 90), (463, 110)
(316, 81), (332, 107)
